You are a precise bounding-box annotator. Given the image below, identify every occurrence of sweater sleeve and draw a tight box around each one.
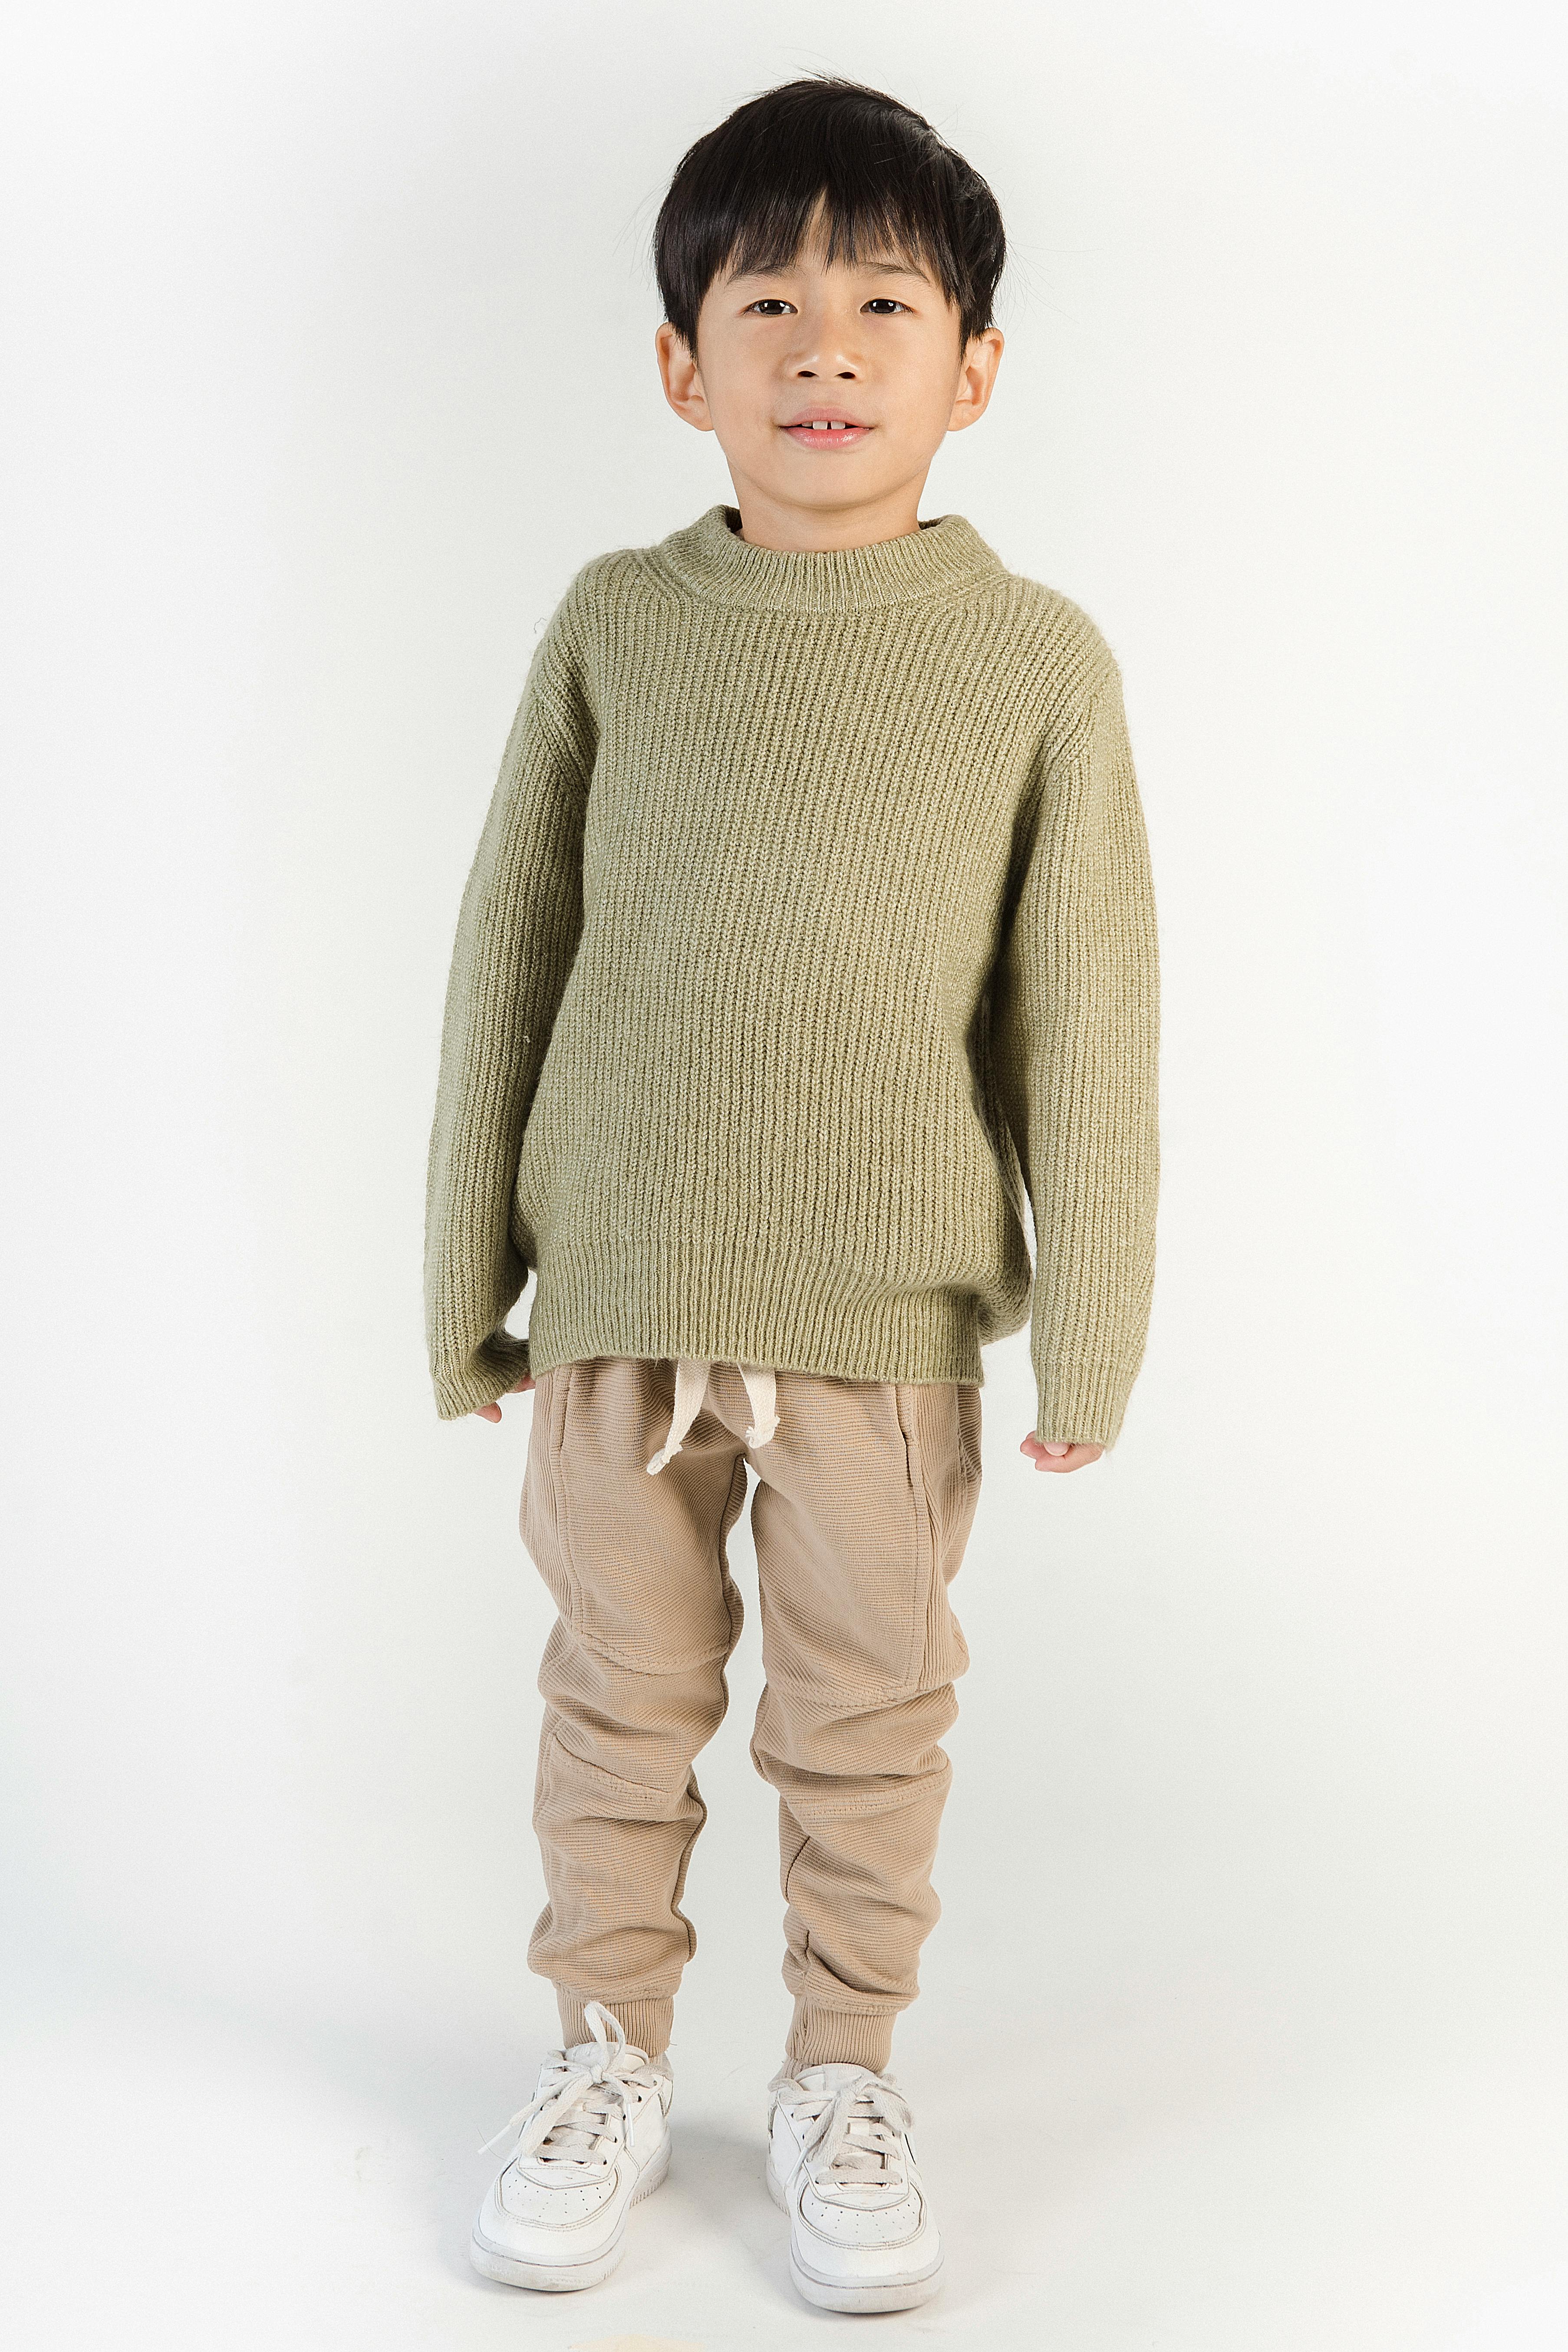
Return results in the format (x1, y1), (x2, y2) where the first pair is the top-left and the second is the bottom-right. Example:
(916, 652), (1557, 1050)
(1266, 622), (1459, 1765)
(991, 656), (1160, 1449)
(423, 596), (597, 1420)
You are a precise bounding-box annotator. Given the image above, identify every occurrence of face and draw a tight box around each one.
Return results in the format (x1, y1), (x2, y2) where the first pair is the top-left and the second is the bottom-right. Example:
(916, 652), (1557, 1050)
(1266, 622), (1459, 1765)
(655, 202), (1003, 544)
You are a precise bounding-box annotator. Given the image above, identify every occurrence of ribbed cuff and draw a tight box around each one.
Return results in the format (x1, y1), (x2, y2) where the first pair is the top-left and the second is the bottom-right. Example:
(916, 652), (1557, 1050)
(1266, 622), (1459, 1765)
(785, 2000), (896, 2074)
(432, 1331), (532, 1422)
(556, 1987), (673, 2062)
(1034, 1353), (1137, 1449)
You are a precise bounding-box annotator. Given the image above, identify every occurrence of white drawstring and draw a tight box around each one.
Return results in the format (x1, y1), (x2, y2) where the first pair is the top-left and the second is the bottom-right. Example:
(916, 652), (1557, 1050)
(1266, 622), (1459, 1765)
(647, 1359), (778, 1474)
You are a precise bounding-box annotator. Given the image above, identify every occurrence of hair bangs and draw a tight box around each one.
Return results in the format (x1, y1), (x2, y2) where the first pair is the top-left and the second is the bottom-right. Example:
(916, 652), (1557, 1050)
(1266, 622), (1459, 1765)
(721, 187), (939, 295)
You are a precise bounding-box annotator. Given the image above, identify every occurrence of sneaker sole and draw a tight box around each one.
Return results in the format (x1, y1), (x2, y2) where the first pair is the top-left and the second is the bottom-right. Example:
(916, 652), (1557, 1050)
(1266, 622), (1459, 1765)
(764, 2156), (945, 2313)
(469, 2132), (670, 2293)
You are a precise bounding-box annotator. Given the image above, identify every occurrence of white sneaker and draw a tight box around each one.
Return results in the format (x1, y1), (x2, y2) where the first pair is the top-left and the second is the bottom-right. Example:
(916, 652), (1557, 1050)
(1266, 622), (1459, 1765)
(766, 2059), (944, 2312)
(470, 2000), (673, 2293)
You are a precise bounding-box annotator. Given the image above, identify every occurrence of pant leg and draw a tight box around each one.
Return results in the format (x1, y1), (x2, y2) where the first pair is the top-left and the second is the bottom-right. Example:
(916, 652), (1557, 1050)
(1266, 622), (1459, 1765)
(522, 1356), (750, 2059)
(741, 1370), (983, 2074)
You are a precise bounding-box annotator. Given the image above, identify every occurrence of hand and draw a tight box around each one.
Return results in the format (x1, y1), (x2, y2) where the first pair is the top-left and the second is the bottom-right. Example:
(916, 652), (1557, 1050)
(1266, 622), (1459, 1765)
(473, 1376), (536, 1424)
(1020, 1433), (1104, 1474)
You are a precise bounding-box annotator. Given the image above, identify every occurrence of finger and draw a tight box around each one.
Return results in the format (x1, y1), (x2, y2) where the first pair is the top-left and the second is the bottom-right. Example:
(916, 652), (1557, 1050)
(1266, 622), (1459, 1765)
(1038, 1443), (1104, 1473)
(473, 1402), (502, 1423)
(1021, 1435), (1104, 1472)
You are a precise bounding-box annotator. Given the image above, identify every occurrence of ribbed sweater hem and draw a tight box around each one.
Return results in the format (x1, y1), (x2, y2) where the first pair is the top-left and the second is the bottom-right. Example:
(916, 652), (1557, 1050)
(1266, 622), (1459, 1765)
(522, 1253), (1021, 1397)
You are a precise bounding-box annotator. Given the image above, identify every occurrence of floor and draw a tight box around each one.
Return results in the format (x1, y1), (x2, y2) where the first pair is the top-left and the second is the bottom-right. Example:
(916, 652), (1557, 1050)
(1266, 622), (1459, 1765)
(6, 1963), (1567, 2352)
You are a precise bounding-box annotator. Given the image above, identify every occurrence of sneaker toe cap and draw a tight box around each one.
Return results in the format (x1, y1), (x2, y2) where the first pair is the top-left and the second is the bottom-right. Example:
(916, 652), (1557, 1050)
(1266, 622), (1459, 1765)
(478, 2166), (621, 2263)
(799, 2183), (927, 2247)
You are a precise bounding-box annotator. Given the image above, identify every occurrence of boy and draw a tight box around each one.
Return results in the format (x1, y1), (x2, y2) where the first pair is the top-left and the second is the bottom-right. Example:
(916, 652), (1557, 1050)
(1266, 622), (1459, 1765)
(425, 73), (1159, 2315)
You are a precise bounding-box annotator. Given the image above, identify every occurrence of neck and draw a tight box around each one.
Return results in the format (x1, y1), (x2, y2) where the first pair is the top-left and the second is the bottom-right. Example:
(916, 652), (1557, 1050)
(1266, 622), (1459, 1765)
(725, 472), (932, 554)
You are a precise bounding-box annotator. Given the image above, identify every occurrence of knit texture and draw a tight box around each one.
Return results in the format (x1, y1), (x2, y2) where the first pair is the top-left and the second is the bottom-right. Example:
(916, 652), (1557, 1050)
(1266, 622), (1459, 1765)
(424, 502), (1160, 1445)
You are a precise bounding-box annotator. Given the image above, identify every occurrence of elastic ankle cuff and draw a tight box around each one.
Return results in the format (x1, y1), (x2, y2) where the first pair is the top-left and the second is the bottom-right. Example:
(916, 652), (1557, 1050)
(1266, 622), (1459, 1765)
(785, 2000), (895, 2074)
(556, 1987), (673, 2062)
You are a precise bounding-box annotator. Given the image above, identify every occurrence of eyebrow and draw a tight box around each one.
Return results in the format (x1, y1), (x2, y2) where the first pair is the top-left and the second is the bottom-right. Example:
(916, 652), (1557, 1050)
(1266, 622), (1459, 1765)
(728, 254), (935, 284)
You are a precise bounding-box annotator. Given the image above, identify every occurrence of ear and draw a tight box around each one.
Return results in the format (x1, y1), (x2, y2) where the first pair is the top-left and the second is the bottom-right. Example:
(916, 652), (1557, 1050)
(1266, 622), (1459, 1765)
(655, 320), (714, 433)
(947, 326), (1004, 434)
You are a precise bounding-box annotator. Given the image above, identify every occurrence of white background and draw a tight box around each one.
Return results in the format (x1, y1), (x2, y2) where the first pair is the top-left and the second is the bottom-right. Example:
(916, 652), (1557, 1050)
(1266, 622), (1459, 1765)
(3, 3), (1566, 2345)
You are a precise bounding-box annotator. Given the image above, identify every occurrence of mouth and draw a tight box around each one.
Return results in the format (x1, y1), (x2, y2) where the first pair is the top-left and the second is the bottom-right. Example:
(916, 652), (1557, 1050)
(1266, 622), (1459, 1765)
(780, 413), (873, 449)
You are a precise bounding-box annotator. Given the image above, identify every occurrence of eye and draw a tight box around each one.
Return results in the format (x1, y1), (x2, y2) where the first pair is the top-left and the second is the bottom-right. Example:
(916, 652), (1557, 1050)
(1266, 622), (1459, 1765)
(863, 299), (909, 314)
(744, 299), (796, 316)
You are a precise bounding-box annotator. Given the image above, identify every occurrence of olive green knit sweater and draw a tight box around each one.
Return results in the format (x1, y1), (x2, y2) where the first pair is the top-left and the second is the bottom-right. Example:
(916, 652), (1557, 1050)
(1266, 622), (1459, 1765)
(424, 501), (1160, 1445)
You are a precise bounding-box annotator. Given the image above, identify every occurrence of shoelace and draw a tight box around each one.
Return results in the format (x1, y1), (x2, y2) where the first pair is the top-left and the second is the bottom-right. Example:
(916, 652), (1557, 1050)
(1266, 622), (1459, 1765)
(773, 2069), (915, 2205)
(478, 2000), (650, 2184)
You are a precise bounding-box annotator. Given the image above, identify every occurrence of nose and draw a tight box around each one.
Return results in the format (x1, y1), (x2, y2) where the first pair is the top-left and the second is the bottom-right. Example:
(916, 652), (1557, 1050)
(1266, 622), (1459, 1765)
(788, 301), (865, 382)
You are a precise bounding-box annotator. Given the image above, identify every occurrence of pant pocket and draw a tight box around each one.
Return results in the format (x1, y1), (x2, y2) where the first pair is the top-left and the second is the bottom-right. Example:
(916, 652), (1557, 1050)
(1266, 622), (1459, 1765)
(549, 1357), (745, 1670)
(520, 1364), (582, 1629)
(896, 1382), (975, 1691)
(957, 1380), (982, 1497)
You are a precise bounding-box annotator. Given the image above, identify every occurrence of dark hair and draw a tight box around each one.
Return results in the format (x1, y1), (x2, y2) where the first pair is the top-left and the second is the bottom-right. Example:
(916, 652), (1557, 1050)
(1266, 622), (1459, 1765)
(654, 75), (1006, 357)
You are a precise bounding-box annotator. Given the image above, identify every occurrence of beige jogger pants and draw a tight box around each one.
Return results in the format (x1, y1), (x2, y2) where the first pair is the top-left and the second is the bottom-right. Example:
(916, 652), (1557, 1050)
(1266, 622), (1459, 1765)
(520, 1356), (982, 2072)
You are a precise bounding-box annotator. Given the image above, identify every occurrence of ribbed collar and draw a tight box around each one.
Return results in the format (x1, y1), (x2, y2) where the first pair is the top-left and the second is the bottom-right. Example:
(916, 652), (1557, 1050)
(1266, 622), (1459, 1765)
(651, 501), (1009, 615)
